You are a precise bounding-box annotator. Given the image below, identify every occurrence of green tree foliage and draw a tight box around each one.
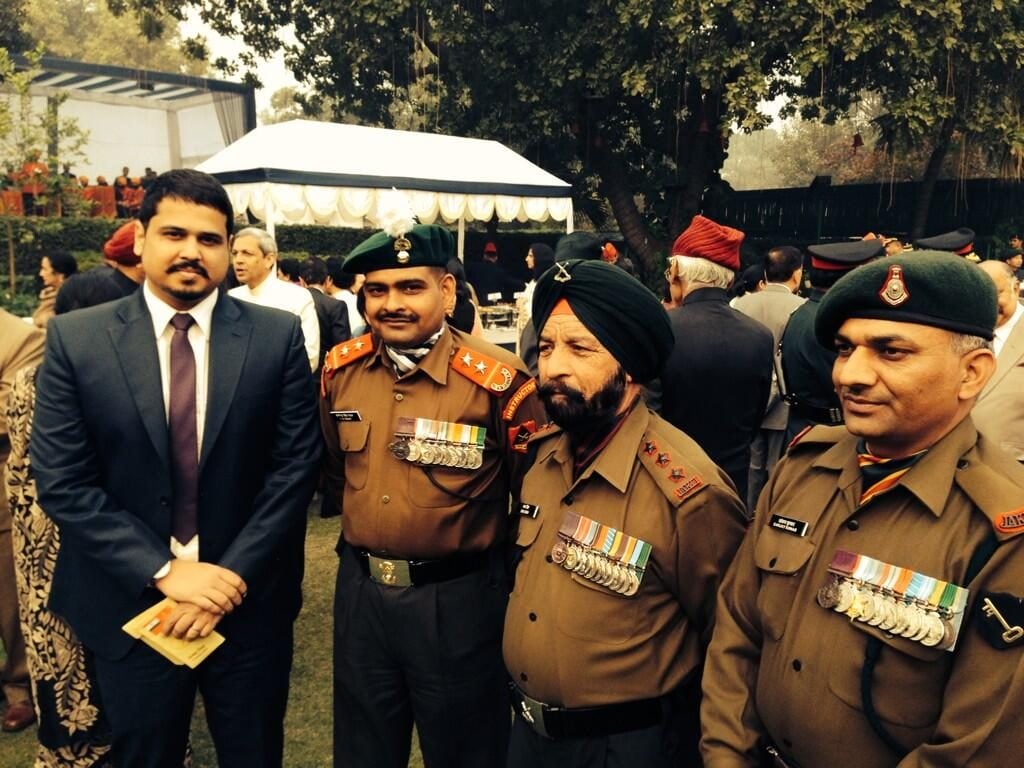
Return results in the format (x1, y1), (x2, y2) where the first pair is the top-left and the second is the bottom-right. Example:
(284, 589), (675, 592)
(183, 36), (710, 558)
(22, 0), (203, 73)
(119, 0), (1024, 268)
(0, 0), (32, 52)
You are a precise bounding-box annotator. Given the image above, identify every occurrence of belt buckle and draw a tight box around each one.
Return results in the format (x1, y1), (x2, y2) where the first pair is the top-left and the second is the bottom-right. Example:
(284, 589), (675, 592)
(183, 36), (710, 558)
(367, 555), (413, 587)
(517, 691), (551, 739)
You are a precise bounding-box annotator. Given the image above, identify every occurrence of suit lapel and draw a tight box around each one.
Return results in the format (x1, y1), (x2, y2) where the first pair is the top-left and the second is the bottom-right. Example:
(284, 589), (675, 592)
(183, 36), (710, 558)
(201, 294), (251, 470)
(982, 320), (1024, 399)
(110, 293), (168, 466)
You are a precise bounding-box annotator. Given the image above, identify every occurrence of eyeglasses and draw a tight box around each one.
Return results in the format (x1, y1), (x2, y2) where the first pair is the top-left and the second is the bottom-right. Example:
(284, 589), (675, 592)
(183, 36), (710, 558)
(664, 267), (673, 281)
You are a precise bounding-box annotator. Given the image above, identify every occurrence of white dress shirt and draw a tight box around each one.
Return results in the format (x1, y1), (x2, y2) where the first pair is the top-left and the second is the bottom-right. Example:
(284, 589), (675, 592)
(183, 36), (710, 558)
(994, 302), (1024, 357)
(229, 267), (320, 370)
(336, 288), (367, 337)
(143, 281), (218, 563)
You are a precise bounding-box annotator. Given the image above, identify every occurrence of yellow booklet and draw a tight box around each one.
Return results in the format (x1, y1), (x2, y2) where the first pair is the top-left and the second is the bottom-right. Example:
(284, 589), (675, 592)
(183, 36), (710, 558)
(122, 598), (225, 668)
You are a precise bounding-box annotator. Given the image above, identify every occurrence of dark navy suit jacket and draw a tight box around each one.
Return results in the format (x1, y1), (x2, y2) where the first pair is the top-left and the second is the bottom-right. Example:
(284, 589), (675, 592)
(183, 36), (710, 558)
(31, 290), (321, 659)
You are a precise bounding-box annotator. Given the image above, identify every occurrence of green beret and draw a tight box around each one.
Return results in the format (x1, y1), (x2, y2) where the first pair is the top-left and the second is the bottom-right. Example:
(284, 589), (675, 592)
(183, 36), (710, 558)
(814, 250), (997, 348)
(344, 224), (453, 274)
(532, 259), (674, 383)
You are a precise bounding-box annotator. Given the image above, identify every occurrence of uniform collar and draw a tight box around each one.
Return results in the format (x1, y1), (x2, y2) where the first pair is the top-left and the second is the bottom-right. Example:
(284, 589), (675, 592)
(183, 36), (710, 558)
(813, 416), (977, 518)
(543, 401), (649, 494)
(681, 287), (729, 305)
(366, 323), (452, 385)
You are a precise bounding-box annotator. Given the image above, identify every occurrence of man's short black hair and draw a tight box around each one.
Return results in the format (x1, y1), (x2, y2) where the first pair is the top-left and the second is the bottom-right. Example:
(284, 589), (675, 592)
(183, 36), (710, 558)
(137, 169), (234, 236)
(45, 249), (78, 277)
(277, 258), (302, 282)
(301, 257), (329, 286)
(325, 255), (357, 290)
(765, 246), (804, 283)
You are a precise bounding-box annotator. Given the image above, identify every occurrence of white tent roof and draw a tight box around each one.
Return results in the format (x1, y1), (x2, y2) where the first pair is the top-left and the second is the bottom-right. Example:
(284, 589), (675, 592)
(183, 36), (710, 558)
(195, 120), (573, 233)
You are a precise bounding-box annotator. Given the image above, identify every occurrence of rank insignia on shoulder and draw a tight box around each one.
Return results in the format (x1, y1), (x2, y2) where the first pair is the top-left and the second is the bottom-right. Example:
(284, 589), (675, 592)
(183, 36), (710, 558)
(978, 593), (1024, 650)
(674, 476), (703, 499)
(321, 334), (375, 393)
(502, 379), (537, 422)
(451, 346), (515, 393)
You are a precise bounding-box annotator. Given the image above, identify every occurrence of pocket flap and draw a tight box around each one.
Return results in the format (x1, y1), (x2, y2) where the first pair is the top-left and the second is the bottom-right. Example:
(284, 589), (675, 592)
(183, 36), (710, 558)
(338, 421), (370, 452)
(754, 530), (815, 576)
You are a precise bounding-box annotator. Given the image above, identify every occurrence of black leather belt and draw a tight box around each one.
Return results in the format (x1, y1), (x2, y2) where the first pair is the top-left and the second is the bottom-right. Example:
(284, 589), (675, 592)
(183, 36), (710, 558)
(788, 399), (843, 425)
(509, 682), (664, 740)
(353, 547), (487, 587)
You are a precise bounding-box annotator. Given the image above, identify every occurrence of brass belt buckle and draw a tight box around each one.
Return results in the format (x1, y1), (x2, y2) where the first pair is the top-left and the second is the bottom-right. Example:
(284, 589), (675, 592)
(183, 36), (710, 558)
(368, 555), (413, 587)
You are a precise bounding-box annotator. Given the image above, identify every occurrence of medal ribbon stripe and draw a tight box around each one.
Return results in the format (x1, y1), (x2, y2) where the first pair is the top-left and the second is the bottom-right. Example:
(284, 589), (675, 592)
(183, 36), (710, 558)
(553, 510), (654, 595)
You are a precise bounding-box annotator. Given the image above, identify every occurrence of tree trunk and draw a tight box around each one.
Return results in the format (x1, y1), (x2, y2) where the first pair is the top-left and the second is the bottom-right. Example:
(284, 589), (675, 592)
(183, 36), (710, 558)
(590, 144), (665, 281)
(910, 119), (955, 240)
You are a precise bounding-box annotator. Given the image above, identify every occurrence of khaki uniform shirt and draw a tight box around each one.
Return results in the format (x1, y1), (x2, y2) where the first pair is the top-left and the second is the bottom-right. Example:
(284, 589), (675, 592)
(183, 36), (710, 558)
(504, 405), (747, 708)
(319, 325), (544, 559)
(702, 417), (1024, 768)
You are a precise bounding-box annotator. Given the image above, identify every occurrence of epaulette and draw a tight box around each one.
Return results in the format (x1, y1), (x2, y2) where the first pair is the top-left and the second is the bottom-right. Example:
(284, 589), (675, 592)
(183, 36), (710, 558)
(320, 334), (374, 395)
(955, 447), (1024, 540)
(637, 430), (706, 506)
(450, 346), (517, 394)
(787, 424), (845, 454)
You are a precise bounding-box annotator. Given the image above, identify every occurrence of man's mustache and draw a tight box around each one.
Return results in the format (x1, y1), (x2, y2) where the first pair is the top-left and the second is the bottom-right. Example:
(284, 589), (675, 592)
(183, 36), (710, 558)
(167, 260), (209, 278)
(376, 311), (418, 322)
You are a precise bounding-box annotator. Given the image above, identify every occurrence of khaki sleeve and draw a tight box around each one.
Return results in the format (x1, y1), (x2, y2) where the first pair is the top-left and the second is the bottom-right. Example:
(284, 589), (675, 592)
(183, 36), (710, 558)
(700, 487), (772, 766)
(673, 484), (748, 646)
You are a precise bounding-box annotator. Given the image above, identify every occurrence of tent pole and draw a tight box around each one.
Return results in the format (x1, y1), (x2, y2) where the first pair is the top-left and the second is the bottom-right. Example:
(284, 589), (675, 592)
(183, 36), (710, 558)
(566, 200), (574, 234)
(265, 195), (276, 238)
(457, 216), (466, 262)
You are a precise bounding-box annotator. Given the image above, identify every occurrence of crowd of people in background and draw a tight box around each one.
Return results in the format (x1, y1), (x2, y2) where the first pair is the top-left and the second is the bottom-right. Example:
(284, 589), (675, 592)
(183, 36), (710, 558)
(3, 168), (1024, 768)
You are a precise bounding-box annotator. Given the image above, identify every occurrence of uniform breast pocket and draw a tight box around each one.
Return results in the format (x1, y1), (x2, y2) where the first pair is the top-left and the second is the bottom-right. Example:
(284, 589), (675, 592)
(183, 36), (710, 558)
(510, 514), (542, 596)
(555, 571), (645, 645)
(337, 421), (370, 490)
(827, 628), (948, 729)
(754, 532), (815, 641)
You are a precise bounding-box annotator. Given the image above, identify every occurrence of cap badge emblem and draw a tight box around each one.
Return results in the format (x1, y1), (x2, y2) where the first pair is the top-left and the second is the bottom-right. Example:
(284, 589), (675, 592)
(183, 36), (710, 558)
(553, 262), (572, 283)
(879, 264), (910, 307)
(394, 235), (412, 264)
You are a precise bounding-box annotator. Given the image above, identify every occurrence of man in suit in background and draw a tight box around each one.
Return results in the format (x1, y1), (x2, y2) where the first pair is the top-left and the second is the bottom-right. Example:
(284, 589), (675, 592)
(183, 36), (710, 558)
(973, 259), (1024, 462)
(301, 257), (352, 377)
(30, 169), (321, 768)
(660, 215), (774, 507)
(732, 245), (806, 511)
(0, 309), (44, 732)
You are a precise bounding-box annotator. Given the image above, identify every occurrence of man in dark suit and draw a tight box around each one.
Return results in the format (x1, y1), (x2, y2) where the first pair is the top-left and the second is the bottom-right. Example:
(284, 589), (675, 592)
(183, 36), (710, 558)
(30, 169), (321, 768)
(301, 256), (352, 377)
(659, 216), (773, 507)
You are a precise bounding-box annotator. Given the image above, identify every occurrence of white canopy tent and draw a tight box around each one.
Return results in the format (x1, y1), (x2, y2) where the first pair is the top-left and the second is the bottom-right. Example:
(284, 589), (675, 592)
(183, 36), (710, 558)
(195, 120), (573, 256)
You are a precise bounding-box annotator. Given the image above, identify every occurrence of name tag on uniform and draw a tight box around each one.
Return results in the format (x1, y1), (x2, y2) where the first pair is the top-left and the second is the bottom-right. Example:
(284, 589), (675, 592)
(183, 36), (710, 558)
(769, 514), (808, 537)
(517, 503), (539, 519)
(331, 410), (362, 422)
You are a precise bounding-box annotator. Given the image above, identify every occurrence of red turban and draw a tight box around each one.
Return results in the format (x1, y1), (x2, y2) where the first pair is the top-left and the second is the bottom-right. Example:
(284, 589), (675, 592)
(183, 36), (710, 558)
(671, 215), (744, 271)
(103, 221), (141, 266)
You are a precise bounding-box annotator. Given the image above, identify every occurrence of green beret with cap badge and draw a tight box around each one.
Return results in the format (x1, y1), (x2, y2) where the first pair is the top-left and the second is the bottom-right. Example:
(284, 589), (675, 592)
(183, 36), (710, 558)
(343, 188), (454, 274)
(814, 250), (997, 348)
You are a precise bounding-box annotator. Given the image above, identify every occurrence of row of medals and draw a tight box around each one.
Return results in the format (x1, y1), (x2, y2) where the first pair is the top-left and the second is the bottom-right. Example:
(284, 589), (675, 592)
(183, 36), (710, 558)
(550, 539), (641, 596)
(817, 574), (953, 649)
(390, 438), (484, 469)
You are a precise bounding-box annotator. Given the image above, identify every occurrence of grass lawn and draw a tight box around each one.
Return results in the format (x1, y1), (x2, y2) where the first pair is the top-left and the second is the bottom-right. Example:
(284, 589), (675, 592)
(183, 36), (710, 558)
(0, 507), (425, 767)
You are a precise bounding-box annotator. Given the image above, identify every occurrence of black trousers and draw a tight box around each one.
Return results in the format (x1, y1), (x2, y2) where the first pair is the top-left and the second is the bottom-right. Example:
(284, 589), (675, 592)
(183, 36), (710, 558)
(333, 544), (509, 768)
(93, 627), (294, 768)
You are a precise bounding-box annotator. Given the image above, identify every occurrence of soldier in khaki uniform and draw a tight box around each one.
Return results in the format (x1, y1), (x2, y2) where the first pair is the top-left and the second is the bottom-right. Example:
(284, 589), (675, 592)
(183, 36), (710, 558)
(319, 211), (544, 768)
(504, 259), (747, 767)
(702, 251), (1024, 767)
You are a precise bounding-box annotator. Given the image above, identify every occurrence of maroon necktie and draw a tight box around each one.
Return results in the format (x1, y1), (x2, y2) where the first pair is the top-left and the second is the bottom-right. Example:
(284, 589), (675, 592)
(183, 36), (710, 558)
(169, 313), (198, 543)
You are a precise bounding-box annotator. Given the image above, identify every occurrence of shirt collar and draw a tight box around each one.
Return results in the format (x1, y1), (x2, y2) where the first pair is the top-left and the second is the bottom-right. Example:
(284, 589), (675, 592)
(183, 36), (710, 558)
(143, 280), (218, 339)
(681, 287), (729, 305)
(544, 401), (650, 494)
(813, 417), (977, 518)
(246, 266), (279, 297)
(367, 323), (452, 385)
